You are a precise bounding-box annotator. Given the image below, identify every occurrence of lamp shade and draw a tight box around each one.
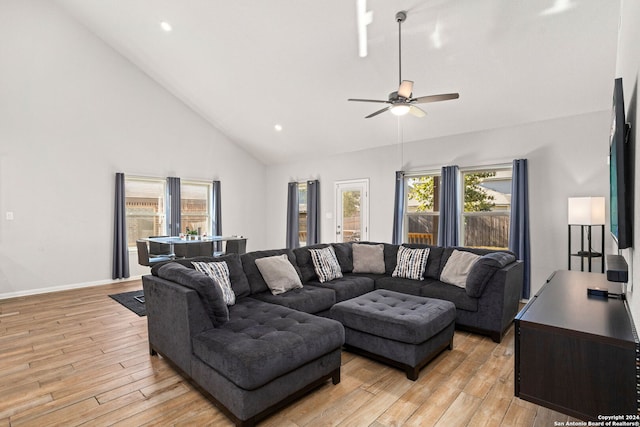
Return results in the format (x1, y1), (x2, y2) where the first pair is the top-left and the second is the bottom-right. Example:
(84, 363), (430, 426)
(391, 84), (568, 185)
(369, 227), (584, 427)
(568, 197), (605, 225)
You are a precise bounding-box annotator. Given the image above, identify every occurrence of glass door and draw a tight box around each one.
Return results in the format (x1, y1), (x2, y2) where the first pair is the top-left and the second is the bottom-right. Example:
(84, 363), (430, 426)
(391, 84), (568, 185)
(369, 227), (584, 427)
(335, 179), (369, 243)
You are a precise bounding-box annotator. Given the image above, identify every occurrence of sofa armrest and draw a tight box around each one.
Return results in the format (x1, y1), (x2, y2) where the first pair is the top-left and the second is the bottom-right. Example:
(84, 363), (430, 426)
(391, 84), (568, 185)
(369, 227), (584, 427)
(143, 275), (214, 376)
(475, 261), (523, 341)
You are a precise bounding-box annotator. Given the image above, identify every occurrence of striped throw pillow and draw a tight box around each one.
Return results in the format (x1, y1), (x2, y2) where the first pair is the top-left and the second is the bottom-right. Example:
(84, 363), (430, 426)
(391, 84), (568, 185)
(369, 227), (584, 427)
(309, 246), (343, 283)
(192, 261), (236, 305)
(392, 246), (430, 281)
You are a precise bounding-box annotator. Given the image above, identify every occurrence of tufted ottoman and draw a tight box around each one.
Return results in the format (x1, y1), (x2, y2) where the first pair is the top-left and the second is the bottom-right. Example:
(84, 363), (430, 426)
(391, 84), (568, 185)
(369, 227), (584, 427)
(330, 289), (456, 380)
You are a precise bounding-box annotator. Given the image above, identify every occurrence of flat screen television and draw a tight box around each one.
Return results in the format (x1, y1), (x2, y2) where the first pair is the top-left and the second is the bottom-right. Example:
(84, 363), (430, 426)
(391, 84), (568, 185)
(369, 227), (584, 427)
(609, 77), (633, 249)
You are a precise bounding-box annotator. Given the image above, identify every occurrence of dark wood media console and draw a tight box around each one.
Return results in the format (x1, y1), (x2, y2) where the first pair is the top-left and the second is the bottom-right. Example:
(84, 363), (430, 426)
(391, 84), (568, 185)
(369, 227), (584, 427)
(515, 270), (638, 420)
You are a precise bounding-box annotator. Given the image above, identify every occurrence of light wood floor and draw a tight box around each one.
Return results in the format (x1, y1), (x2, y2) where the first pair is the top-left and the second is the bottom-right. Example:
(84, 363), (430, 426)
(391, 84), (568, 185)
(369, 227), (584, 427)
(0, 280), (581, 427)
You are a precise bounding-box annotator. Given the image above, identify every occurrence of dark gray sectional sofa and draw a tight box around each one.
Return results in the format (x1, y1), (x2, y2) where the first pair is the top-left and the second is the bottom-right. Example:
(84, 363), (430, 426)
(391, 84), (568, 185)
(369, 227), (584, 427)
(142, 241), (523, 426)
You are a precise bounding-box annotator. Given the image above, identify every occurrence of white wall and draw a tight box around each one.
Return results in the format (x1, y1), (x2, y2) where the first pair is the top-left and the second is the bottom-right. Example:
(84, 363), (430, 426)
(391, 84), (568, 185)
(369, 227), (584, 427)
(266, 111), (611, 297)
(615, 0), (640, 330)
(0, 0), (266, 297)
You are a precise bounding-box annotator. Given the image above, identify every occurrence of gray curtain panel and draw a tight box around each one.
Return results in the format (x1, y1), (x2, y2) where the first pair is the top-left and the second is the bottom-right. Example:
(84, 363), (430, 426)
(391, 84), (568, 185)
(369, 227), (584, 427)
(438, 165), (460, 247)
(509, 159), (531, 299)
(306, 180), (320, 246)
(392, 171), (405, 245)
(286, 182), (299, 249)
(112, 172), (130, 279)
(212, 180), (222, 252)
(167, 177), (181, 236)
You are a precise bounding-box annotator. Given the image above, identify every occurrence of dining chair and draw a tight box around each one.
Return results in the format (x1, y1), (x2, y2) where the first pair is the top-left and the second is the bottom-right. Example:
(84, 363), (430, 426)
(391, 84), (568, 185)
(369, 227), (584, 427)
(225, 238), (247, 255)
(174, 241), (214, 258)
(136, 240), (173, 267)
(148, 235), (174, 257)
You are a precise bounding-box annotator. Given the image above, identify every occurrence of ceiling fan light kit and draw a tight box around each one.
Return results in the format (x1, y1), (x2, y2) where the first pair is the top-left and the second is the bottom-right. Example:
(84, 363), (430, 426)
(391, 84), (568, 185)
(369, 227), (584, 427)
(348, 10), (459, 119)
(390, 104), (411, 116)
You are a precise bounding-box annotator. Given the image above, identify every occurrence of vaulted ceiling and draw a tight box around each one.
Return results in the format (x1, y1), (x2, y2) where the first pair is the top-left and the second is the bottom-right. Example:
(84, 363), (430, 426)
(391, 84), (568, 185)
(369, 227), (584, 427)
(56, 0), (620, 164)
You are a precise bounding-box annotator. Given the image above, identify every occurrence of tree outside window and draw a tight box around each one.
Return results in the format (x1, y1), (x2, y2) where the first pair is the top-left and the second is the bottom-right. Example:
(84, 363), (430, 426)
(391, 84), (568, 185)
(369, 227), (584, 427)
(462, 170), (511, 249)
(406, 175), (440, 245)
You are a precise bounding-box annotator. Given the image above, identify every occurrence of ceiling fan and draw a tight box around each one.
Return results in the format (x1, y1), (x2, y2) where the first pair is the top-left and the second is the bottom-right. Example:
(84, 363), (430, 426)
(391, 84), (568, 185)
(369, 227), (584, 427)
(348, 10), (459, 119)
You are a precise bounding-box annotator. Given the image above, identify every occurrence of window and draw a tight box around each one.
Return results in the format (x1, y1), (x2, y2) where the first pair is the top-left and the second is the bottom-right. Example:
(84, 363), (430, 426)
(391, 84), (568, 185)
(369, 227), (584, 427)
(125, 177), (166, 248)
(405, 173), (440, 245)
(298, 182), (307, 246)
(181, 181), (212, 236)
(460, 168), (512, 249)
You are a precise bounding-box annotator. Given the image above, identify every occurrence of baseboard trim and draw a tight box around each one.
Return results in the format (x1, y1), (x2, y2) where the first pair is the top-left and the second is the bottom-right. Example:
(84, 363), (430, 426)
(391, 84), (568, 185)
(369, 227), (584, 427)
(0, 275), (144, 300)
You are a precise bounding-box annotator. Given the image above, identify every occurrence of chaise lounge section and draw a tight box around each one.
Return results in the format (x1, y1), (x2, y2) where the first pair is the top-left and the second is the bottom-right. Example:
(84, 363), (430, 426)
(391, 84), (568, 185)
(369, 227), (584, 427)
(143, 260), (344, 427)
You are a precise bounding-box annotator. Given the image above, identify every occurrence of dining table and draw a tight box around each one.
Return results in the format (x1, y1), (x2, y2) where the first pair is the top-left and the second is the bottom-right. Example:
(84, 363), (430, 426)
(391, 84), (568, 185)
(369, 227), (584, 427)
(144, 235), (247, 257)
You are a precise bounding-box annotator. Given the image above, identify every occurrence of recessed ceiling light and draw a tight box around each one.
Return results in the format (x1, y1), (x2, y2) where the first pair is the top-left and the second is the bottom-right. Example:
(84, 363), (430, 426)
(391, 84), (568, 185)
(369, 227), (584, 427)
(540, 0), (576, 16)
(274, 124), (283, 132)
(160, 21), (172, 32)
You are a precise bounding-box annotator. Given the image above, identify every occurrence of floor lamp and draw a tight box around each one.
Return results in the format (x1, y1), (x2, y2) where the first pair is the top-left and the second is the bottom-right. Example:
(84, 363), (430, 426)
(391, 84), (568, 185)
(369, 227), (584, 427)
(567, 197), (605, 272)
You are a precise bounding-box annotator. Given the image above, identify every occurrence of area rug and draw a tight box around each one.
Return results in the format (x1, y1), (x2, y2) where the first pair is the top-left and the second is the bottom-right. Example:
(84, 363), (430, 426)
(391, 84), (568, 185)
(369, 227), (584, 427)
(109, 290), (146, 316)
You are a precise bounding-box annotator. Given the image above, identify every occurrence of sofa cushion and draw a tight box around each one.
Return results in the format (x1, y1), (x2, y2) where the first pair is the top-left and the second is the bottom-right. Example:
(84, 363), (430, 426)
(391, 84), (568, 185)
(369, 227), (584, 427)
(293, 244), (329, 282)
(392, 246), (430, 280)
(383, 243), (401, 274)
(306, 275), (375, 302)
(352, 243), (385, 274)
(192, 298), (344, 390)
(250, 285), (336, 314)
(466, 252), (517, 297)
(255, 254), (303, 295)
(151, 254), (251, 299)
(155, 262), (229, 326)
(420, 280), (478, 312)
(440, 249), (481, 288)
(192, 261), (236, 305)
(375, 275), (426, 296)
(331, 242), (353, 273)
(241, 249), (302, 295)
(309, 246), (343, 283)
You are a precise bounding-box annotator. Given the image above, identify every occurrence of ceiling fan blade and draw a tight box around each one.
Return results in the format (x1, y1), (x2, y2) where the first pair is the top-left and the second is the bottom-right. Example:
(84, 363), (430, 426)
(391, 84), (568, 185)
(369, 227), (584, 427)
(397, 80), (414, 98)
(408, 105), (427, 118)
(365, 106), (391, 118)
(412, 93), (460, 104)
(348, 98), (390, 104)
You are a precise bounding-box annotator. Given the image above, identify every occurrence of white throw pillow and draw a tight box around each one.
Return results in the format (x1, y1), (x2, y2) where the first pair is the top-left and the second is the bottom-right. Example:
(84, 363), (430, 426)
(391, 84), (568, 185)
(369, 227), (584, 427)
(255, 254), (303, 295)
(439, 250), (481, 288)
(309, 246), (343, 283)
(192, 261), (236, 305)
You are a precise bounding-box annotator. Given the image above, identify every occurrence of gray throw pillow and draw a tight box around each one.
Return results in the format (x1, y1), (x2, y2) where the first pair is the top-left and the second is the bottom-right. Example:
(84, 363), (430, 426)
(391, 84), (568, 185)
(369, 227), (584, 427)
(352, 243), (385, 274)
(439, 249), (481, 288)
(155, 262), (229, 326)
(255, 254), (303, 295)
